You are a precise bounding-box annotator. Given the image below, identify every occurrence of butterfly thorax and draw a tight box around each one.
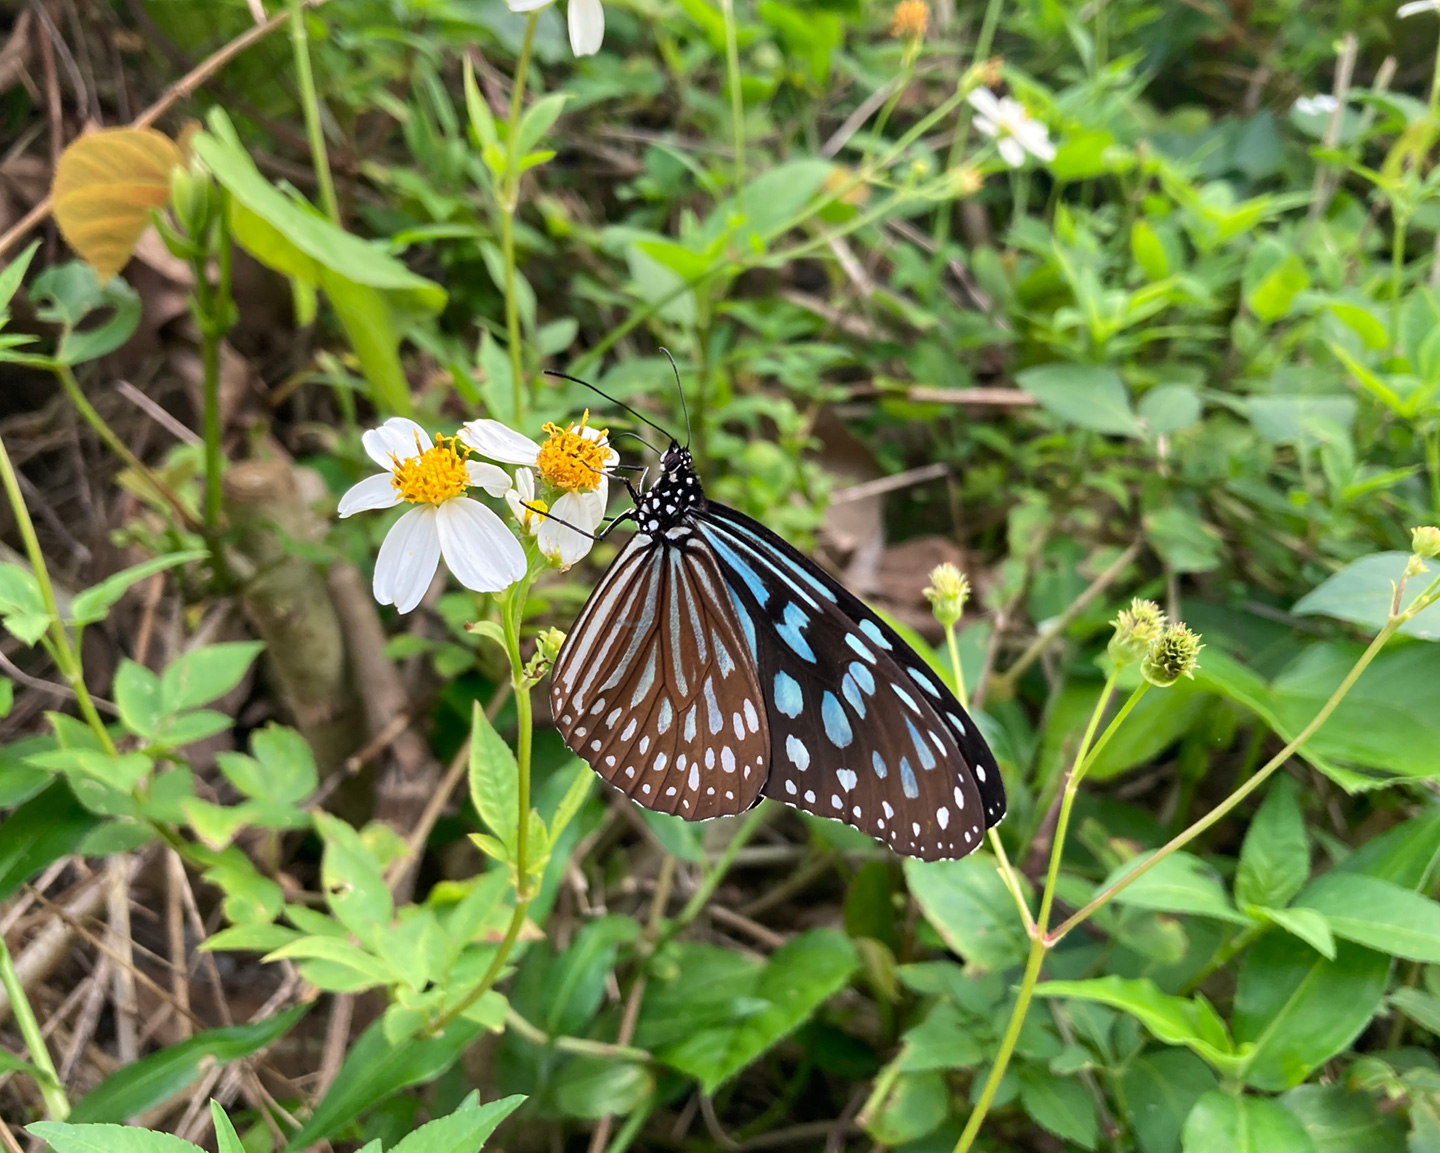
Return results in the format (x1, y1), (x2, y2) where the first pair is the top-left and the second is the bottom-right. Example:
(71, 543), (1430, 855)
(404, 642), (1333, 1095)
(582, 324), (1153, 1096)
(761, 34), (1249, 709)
(635, 444), (706, 537)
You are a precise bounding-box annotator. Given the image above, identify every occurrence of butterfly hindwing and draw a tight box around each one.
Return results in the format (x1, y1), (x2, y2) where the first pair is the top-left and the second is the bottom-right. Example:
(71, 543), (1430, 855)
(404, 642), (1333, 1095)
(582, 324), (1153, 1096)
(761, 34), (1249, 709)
(697, 505), (1004, 860)
(551, 530), (770, 819)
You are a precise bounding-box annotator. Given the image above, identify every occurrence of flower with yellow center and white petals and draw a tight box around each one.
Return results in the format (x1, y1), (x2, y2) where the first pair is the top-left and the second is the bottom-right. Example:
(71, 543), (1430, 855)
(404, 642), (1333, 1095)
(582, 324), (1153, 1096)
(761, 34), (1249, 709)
(967, 87), (1056, 168)
(460, 412), (619, 569)
(506, 0), (605, 56)
(338, 417), (528, 612)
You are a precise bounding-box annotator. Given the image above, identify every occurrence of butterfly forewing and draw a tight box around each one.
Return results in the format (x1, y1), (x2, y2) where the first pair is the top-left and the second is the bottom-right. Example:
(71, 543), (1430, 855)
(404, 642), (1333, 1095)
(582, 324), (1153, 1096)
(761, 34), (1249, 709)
(697, 506), (1004, 860)
(552, 530), (770, 819)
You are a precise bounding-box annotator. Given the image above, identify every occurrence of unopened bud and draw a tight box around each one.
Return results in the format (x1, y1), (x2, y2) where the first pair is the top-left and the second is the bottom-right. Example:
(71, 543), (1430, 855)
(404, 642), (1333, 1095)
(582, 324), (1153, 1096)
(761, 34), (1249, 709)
(1109, 598), (1165, 667)
(168, 157), (215, 240)
(924, 563), (970, 628)
(891, 0), (929, 42)
(523, 627), (567, 683)
(1412, 525), (1440, 560)
(1141, 623), (1203, 688)
(946, 165), (984, 196)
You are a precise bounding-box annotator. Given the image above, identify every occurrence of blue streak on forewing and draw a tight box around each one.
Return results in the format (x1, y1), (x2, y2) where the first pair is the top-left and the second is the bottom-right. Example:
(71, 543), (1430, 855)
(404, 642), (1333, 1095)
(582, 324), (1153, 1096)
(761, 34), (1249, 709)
(774, 672), (803, 718)
(871, 750), (888, 779)
(907, 718), (936, 770)
(849, 662), (875, 695)
(841, 671), (867, 717)
(821, 692), (853, 747)
(859, 618), (892, 650)
(900, 757), (918, 798)
(704, 530), (771, 608)
(719, 520), (839, 604)
(776, 602), (816, 662)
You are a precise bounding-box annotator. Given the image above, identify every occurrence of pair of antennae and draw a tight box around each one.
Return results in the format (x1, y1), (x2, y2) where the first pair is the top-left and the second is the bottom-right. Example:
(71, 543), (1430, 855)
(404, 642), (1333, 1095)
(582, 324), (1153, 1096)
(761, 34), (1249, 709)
(544, 348), (690, 454)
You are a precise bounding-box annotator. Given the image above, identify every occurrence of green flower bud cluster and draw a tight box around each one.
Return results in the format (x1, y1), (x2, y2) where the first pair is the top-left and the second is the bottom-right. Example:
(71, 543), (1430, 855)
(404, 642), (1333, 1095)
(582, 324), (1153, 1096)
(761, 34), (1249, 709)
(1108, 598), (1165, 666)
(924, 563), (971, 628)
(1108, 598), (1203, 687)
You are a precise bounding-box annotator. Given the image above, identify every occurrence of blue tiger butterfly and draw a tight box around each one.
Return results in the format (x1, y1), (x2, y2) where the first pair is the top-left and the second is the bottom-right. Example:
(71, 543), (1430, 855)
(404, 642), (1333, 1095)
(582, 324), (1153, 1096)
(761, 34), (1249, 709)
(548, 389), (1004, 860)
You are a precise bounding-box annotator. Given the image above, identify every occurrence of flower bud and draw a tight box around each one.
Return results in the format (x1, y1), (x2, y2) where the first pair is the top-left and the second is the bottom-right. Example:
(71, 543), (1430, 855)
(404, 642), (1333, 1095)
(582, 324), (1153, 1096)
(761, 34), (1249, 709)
(1412, 525), (1440, 560)
(1108, 598), (1165, 667)
(924, 563), (970, 628)
(891, 0), (929, 43)
(523, 626), (567, 683)
(1141, 623), (1203, 688)
(169, 157), (215, 240)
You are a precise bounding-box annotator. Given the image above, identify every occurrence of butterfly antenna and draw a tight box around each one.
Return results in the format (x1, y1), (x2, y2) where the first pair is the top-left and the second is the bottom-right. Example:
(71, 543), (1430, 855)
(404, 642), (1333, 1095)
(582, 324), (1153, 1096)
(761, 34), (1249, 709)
(659, 347), (692, 450)
(544, 370), (676, 446)
(609, 429), (660, 455)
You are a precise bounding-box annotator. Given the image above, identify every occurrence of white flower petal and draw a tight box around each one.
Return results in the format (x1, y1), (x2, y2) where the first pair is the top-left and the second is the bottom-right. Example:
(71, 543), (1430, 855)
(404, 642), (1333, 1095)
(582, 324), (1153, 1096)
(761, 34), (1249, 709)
(967, 87), (1002, 119)
(568, 0), (604, 55)
(363, 417), (432, 470)
(374, 506), (441, 614)
(437, 498), (528, 592)
(338, 472), (401, 517)
(1399, 0), (1440, 17)
(506, 468), (540, 532)
(997, 136), (1027, 167)
(458, 419), (542, 465)
(1014, 121), (1056, 161)
(539, 490), (600, 568)
(466, 460), (513, 497)
(508, 0), (554, 9)
(972, 114), (999, 140)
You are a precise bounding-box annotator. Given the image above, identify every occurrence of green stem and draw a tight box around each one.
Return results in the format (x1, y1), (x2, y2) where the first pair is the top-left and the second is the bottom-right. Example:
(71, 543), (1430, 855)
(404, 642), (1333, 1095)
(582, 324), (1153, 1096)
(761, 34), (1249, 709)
(1051, 578), (1440, 943)
(943, 621), (969, 711)
(1425, 427), (1440, 519)
(0, 933), (68, 1119)
(501, 13), (539, 421)
(935, 0), (1005, 247)
(1392, 211), (1407, 351)
(288, 0), (339, 223)
(0, 435), (115, 756)
(720, 0), (745, 194)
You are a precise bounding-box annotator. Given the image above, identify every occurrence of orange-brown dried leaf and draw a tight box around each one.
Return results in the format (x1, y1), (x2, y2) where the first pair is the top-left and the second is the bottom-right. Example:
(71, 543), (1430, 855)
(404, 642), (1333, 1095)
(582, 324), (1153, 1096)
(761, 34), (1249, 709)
(52, 127), (183, 282)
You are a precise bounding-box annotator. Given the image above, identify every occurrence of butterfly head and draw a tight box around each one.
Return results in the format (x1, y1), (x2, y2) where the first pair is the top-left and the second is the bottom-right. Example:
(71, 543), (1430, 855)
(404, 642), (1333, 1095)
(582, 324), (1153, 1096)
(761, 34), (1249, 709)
(637, 442), (704, 535)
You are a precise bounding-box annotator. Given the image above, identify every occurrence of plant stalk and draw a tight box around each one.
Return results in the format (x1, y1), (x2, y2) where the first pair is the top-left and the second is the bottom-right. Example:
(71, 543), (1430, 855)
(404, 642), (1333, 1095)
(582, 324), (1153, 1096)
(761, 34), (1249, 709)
(943, 620), (969, 711)
(501, 13), (539, 421)
(288, 0), (340, 223)
(0, 934), (68, 1119)
(720, 0), (745, 194)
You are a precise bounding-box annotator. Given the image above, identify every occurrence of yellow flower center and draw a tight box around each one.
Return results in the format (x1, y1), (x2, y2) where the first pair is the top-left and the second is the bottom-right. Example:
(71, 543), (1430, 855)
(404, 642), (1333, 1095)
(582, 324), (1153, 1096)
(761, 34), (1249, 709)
(518, 495), (549, 530)
(534, 412), (611, 493)
(891, 0), (928, 40)
(390, 434), (471, 505)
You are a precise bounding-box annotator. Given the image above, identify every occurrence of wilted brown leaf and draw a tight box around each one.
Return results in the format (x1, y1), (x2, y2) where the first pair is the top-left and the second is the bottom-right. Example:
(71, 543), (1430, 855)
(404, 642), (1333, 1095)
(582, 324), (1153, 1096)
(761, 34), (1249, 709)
(52, 127), (182, 282)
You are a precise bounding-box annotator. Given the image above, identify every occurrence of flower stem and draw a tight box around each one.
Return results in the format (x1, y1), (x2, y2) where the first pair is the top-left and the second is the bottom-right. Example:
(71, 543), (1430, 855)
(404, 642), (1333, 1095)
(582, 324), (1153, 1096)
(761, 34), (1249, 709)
(0, 933), (68, 1119)
(1393, 210), (1408, 350)
(0, 434), (115, 756)
(935, 0), (1005, 247)
(943, 620), (969, 711)
(288, 0), (339, 223)
(1051, 574), (1440, 943)
(720, 0), (745, 195)
(501, 13), (539, 422)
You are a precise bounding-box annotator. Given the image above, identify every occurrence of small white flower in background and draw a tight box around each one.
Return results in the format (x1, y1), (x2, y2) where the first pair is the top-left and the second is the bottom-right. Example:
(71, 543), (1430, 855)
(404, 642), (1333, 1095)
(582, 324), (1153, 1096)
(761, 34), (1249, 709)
(1399, 0), (1440, 16)
(507, 0), (605, 56)
(338, 418), (528, 613)
(1293, 94), (1339, 117)
(967, 87), (1057, 168)
(461, 412), (619, 569)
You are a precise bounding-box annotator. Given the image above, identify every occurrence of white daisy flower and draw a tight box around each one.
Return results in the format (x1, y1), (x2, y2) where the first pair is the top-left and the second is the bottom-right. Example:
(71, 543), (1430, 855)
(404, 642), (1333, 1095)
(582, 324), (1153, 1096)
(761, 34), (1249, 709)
(1399, 0), (1440, 16)
(338, 417), (528, 613)
(967, 87), (1057, 168)
(1293, 94), (1339, 117)
(460, 412), (619, 570)
(507, 0), (605, 56)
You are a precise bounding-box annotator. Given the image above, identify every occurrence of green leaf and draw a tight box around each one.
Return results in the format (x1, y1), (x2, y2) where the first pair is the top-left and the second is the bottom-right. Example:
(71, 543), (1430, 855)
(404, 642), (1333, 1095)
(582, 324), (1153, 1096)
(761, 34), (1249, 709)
(905, 855), (1030, 971)
(546, 758), (594, 850)
(1281, 1084), (1406, 1153)
(30, 262), (142, 365)
(1016, 363), (1143, 436)
(1139, 383), (1202, 435)
(1390, 986), (1440, 1036)
(1236, 776), (1309, 908)
(1120, 1049), (1218, 1153)
(1338, 807), (1440, 889)
(218, 724), (317, 805)
(516, 93), (569, 155)
(1246, 395), (1357, 446)
(895, 1000), (984, 1071)
(1105, 852), (1250, 924)
(865, 1070), (949, 1146)
(551, 1058), (652, 1119)
(263, 936), (393, 989)
(1019, 1066), (1097, 1150)
(112, 660), (163, 739)
(1035, 976), (1238, 1075)
(315, 812), (393, 944)
(279, 1016), (485, 1151)
(1143, 504), (1224, 573)
(1180, 1091), (1317, 1153)
(1243, 237), (1311, 322)
(1233, 937), (1390, 1091)
(1131, 218), (1172, 280)
(0, 241), (39, 316)
(468, 701), (519, 856)
(67, 1008), (305, 1122)
(159, 642), (264, 715)
(211, 1103), (245, 1153)
(27, 1124), (203, 1153)
(69, 550), (205, 627)
(1252, 907), (1335, 960)
(544, 915), (639, 1035)
(387, 1095), (526, 1153)
(0, 782), (98, 901)
(1293, 553), (1440, 641)
(1294, 873), (1440, 962)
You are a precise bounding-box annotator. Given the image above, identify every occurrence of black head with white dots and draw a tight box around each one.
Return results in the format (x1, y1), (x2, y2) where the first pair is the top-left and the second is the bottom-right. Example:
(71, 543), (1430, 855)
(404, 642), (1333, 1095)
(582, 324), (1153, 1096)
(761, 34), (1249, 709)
(637, 443), (706, 534)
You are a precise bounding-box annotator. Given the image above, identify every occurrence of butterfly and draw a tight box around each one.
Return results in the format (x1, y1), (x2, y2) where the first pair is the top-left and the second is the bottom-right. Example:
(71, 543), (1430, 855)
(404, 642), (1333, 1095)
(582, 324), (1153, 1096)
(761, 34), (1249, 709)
(549, 428), (1005, 861)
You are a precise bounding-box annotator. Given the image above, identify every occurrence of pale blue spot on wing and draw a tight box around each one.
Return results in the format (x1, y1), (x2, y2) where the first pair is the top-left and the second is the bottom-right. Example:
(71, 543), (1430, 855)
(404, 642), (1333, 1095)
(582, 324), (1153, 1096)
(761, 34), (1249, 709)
(859, 618), (892, 650)
(786, 734), (810, 770)
(841, 671), (867, 717)
(849, 662), (875, 695)
(774, 672), (803, 718)
(707, 533), (770, 607)
(846, 634), (876, 663)
(871, 750), (887, 779)
(776, 602), (815, 662)
(821, 692), (853, 748)
(720, 521), (839, 604)
(836, 768), (857, 792)
(893, 683), (920, 713)
(907, 718), (936, 770)
(900, 757), (918, 799)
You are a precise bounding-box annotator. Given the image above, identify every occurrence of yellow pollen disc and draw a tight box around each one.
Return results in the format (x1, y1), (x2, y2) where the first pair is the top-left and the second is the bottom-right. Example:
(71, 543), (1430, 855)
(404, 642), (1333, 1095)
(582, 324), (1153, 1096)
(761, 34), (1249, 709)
(390, 434), (471, 505)
(521, 496), (549, 528)
(535, 411), (610, 493)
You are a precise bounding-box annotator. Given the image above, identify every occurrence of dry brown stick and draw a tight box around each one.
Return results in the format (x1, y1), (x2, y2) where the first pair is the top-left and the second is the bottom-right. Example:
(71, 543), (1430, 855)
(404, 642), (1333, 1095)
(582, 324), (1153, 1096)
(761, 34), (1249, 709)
(0, 1113), (23, 1153)
(0, 858), (71, 938)
(0, 1), (328, 261)
(0, 870), (109, 1026)
(312, 992), (354, 1105)
(706, 905), (788, 951)
(105, 857), (139, 1063)
(57, 959), (110, 1083)
(172, 851), (234, 1027)
(165, 850), (191, 1041)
